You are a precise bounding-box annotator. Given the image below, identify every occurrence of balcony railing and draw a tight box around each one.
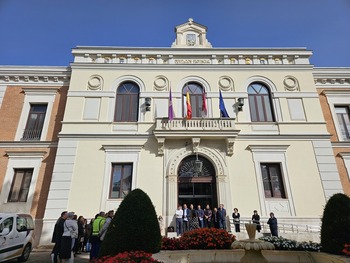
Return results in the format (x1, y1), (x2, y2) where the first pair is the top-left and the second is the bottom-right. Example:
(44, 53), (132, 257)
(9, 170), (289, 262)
(21, 129), (42, 141)
(154, 118), (240, 155)
(155, 118), (235, 131)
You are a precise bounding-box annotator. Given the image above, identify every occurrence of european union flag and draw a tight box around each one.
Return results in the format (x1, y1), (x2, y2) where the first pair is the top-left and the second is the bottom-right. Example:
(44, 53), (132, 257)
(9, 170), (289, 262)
(219, 90), (229, 118)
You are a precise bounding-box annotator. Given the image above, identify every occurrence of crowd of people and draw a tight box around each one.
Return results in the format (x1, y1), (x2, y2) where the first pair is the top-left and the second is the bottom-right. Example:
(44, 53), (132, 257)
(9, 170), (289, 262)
(175, 203), (227, 236)
(50, 206), (278, 262)
(175, 205), (278, 237)
(50, 210), (114, 263)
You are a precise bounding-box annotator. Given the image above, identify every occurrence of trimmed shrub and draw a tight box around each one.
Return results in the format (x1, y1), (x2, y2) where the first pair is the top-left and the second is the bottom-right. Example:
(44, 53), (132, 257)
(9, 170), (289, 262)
(320, 193), (350, 255)
(99, 189), (161, 257)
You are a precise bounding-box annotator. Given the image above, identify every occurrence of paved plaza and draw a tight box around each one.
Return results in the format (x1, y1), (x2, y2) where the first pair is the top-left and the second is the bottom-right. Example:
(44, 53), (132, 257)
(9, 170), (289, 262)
(5, 249), (90, 263)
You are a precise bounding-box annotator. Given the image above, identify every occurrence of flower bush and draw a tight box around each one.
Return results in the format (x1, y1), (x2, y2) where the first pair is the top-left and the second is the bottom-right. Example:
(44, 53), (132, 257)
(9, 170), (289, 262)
(92, 250), (162, 263)
(162, 228), (235, 250)
(258, 236), (321, 252)
(342, 244), (350, 256)
(161, 237), (187, 250)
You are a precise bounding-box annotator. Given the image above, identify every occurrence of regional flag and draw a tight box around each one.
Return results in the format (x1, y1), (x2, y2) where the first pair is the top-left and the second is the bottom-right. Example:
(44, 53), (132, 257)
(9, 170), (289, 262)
(168, 88), (174, 121)
(219, 90), (230, 118)
(186, 92), (192, 119)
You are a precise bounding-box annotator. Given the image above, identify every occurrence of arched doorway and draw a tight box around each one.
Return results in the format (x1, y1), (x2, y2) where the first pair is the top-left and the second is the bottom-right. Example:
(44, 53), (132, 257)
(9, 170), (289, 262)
(177, 155), (217, 209)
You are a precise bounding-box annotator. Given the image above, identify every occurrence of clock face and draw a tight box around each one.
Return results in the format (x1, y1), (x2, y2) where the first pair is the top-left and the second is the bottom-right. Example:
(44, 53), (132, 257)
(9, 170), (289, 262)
(186, 34), (196, 46)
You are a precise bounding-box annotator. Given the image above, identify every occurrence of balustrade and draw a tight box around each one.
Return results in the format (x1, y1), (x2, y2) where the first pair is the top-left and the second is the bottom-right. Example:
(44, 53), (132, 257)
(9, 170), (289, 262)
(21, 129), (42, 141)
(155, 118), (235, 131)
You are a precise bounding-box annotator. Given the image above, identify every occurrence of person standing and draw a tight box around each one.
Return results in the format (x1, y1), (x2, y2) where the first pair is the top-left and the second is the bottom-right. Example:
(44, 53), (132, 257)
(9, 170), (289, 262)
(211, 207), (220, 228)
(218, 204), (226, 230)
(189, 204), (199, 230)
(90, 211), (105, 260)
(232, 208), (240, 232)
(51, 211), (68, 263)
(267, 212), (278, 237)
(252, 210), (261, 232)
(182, 204), (190, 233)
(175, 205), (183, 236)
(196, 205), (204, 228)
(60, 212), (78, 263)
(100, 210), (114, 241)
(204, 204), (212, 228)
(74, 216), (84, 255)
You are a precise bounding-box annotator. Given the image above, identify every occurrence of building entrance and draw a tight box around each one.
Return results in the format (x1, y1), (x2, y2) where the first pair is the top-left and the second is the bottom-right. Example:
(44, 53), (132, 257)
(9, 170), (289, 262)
(178, 155), (217, 209)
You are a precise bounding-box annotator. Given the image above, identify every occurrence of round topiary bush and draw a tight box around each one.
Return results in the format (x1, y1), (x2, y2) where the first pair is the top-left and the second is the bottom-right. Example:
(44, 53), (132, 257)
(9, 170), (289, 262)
(99, 188), (161, 257)
(320, 193), (350, 255)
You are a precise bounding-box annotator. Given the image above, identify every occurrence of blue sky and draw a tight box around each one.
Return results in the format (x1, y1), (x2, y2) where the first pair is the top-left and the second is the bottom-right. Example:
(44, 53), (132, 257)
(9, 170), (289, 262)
(0, 0), (349, 67)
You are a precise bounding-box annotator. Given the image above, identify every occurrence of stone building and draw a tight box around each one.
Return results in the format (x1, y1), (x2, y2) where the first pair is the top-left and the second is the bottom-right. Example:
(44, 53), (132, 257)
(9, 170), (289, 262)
(39, 19), (343, 245)
(0, 19), (347, 246)
(0, 66), (70, 245)
(315, 68), (350, 195)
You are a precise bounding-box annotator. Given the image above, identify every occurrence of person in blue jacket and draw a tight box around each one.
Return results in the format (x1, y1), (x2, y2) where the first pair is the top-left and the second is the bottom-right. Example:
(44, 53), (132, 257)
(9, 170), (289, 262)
(267, 212), (278, 237)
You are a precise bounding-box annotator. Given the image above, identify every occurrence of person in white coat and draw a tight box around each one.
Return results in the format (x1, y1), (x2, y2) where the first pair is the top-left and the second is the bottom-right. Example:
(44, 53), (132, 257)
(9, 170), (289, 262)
(60, 212), (78, 263)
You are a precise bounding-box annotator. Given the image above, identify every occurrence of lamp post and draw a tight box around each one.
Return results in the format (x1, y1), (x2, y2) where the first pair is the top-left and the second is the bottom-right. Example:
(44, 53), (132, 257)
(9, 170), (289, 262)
(194, 152), (203, 176)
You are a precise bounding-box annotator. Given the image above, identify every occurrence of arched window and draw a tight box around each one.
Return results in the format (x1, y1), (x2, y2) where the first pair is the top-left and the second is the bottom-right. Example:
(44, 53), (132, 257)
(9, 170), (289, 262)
(114, 82), (139, 122)
(248, 83), (275, 122)
(182, 82), (205, 118)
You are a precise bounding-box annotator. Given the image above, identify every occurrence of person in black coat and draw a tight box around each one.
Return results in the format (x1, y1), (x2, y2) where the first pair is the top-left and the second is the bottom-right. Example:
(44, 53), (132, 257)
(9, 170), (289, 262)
(251, 210), (261, 232)
(232, 208), (240, 232)
(267, 212), (278, 237)
(51, 211), (68, 263)
(211, 207), (220, 229)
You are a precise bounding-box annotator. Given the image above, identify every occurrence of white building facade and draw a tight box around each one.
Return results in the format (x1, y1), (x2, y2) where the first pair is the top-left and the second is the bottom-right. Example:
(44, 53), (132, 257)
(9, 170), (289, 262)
(40, 19), (343, 245)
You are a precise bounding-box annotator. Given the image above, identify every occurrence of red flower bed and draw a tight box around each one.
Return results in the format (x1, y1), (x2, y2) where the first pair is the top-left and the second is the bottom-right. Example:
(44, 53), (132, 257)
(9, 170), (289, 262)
(161, 236), (187, 250)
(343, 244), (350, 256)
(92, 250), (162, 263)
(161, 228), (235, 250)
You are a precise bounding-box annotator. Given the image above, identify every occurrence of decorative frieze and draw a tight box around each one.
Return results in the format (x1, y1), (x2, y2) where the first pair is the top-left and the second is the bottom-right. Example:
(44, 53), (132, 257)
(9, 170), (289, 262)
(314, 77), (350, 86)
(0, 67), (70, 86)
(72, 52), (307, 66)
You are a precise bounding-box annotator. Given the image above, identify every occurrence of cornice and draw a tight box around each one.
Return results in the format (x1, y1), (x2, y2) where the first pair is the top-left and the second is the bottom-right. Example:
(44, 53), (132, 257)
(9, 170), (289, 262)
(236, 134), (331, 140)
(0, 66), (71, 86)
(5, 151), (47, 157)
(70, 63), (314, 71)
(71, 46), (312, 66)
(247, 145), (290, 152)
(313, 67), (350, 88)
(332, 142), (350, 148)
(0, 141), (58, 148)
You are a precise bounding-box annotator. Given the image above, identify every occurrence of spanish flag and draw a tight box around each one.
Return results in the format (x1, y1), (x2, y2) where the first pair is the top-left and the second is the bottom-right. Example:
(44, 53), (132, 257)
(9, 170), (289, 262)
(186, 92), (192, 119)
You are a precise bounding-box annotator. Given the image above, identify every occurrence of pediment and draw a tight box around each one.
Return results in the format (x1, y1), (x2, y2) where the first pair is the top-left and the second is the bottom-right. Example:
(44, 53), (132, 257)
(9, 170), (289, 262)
(171, 18), (212, 48)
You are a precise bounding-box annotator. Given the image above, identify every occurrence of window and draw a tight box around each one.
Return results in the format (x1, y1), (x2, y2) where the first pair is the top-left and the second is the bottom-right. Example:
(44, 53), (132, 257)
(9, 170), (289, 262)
(114, 82), (139, 122)
(110, 163), (133, 199)
(21, 104), (47, 140)
(261, 163), (286, 198)
(182, 82), (204, 118)
(16, 215), (34, 231)
(335, 106), (350, 141)
(0, 217), (13, 235)
(248, 83), (275, 122)
(8, 169), (33, 202)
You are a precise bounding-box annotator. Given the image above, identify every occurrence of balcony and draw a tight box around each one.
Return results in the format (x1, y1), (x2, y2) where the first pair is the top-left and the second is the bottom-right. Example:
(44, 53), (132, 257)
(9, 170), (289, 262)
(153, 118), (240, 155)
(21, 129), (42, 141)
